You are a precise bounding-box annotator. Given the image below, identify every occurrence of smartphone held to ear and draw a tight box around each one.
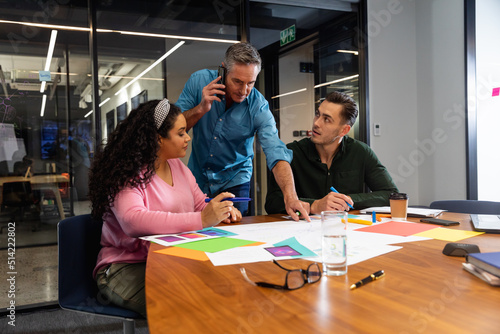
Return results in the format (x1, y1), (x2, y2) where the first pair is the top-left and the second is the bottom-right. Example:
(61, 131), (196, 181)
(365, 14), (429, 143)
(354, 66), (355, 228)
(217, 66), (226, 99)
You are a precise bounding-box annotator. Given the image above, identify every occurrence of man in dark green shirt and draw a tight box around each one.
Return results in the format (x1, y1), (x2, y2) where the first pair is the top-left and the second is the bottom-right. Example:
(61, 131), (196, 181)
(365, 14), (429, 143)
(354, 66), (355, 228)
(265, 91), (398, 214)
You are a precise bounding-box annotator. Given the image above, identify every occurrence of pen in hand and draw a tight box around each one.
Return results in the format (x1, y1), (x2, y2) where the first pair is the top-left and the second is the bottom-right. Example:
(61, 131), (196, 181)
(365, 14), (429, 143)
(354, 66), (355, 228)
(330, 186), (354, 209)
(350, 270), (385, 290)
(204, 197), (251, 203)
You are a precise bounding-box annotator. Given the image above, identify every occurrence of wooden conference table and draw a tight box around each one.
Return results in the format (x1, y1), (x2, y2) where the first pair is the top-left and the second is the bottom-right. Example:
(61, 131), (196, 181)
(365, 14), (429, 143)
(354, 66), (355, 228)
(0, 174), (68, 219)
(146, 212), (500, 333)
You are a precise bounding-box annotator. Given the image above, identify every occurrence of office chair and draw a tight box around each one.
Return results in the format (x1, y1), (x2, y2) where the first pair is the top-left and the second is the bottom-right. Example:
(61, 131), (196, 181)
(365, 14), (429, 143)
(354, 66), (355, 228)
(0, 160), (9, 176)
(429, 200), (500, 215)
(1, 181), (37, 229)
(58, 214), (142, 334)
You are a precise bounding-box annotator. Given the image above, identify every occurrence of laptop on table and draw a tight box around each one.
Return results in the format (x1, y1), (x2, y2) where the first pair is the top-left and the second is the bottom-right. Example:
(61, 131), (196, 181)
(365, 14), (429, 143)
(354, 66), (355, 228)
(470, 214), (500, 233)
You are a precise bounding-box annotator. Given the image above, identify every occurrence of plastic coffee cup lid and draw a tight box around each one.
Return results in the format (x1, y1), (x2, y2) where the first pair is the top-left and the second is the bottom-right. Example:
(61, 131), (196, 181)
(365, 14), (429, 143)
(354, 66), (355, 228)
(390, 193), (408, 200)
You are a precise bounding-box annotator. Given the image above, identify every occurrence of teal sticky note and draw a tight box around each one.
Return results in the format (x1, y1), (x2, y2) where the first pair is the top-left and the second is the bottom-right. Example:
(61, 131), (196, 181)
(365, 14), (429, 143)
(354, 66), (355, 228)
(274, 237), (317, 257)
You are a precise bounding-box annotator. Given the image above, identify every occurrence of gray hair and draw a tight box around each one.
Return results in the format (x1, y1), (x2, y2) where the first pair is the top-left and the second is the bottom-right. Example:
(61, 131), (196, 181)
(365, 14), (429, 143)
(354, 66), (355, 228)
(223, 42), (262, 73)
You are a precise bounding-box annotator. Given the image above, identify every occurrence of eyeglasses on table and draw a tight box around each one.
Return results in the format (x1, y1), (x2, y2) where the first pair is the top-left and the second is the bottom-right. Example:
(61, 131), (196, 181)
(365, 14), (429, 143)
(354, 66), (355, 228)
(240, 259), (322, 290)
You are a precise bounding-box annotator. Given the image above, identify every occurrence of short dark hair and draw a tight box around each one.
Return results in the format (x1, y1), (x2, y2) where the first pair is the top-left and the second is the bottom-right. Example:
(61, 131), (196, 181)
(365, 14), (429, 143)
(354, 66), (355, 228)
(324, 91), (358, 127)
(223, 42), (262, 73)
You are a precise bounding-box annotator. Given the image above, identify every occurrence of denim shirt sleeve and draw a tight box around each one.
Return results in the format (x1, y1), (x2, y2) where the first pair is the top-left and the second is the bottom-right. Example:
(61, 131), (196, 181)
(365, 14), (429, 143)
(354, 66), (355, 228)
(253, 96), (293, 171)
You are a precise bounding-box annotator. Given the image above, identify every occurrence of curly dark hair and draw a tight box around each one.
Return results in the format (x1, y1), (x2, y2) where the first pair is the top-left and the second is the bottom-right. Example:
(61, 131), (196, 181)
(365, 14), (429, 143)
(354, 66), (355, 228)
(88, 99), (181, 220)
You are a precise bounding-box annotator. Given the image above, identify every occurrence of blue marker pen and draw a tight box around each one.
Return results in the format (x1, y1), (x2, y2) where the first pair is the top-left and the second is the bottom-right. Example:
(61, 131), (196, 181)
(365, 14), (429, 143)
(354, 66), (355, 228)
(330, 186), (354, 209)
(204, 197), (252, 203)
(372, 211), (376, 223)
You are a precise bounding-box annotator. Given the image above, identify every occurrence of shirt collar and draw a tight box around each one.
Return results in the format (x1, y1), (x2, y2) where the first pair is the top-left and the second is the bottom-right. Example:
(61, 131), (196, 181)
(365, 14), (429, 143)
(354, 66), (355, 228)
(306, 137), (346, 163)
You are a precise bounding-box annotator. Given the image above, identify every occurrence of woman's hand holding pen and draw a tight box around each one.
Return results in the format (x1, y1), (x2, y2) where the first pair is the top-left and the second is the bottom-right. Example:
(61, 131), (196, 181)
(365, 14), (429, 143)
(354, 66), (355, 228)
(201, 192), (240, 227)
(311, 192), (353, 213)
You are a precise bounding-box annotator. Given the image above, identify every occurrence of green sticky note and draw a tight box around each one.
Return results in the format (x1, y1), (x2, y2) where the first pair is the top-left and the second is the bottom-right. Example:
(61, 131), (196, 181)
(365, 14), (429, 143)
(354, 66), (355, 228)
(176, 237), (257, 253)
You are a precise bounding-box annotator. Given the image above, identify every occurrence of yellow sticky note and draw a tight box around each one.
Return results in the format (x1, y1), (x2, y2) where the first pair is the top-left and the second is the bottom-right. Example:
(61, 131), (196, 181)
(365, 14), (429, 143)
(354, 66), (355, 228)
(154, 246), (209, 261)
(414, 228), (484, 242)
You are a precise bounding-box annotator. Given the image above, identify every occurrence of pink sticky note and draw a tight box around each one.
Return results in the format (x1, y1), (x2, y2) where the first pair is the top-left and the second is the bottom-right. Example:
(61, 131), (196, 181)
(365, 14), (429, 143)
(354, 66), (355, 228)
(493, 87), (500, 97)
(355, 221), (439, 237)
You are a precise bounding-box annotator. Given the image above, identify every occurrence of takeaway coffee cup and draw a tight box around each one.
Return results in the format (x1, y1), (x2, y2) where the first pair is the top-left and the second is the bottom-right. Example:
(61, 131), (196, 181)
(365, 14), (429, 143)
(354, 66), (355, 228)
(390, 193), (409, 221)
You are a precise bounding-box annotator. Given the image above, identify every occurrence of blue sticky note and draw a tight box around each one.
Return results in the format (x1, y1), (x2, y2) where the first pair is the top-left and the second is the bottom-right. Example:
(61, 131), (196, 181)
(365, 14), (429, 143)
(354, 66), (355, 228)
(196, 227), (237, 237)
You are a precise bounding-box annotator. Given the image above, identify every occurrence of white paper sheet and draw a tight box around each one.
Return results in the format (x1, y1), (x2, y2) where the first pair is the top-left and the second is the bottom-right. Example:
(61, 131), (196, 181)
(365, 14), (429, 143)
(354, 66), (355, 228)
(207, 219), (417, 266)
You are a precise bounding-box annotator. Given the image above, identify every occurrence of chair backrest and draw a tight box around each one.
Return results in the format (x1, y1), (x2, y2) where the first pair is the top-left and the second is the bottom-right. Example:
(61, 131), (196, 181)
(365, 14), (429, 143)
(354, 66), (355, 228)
(58, 214), (102, 308)
(429, 200), (500, 214)
(2, 181), (33, 206)
(58, 214), (140, 318)
(0, 160), (9, 176)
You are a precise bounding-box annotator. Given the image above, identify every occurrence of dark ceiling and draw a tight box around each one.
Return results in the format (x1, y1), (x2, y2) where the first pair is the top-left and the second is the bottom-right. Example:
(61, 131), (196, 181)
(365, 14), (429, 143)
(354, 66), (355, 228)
(0, 0), (357, 121)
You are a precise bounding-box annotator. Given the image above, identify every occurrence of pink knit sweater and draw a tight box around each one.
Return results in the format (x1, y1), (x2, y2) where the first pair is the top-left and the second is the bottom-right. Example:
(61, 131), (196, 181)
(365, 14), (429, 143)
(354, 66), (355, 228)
(93, 159), (207, 277)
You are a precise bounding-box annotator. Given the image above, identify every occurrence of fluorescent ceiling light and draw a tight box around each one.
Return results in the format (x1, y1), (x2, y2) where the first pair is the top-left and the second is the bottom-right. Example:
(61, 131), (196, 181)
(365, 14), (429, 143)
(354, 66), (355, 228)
(115, 41), (185, 96)
(337, 50), (359, 55)
(29, 70), (81, 77)
(82, 98), (110, 114)
(271, 75), (360, 99)
(117, 30), (238, 44)
(0, 19), (238, 44)
(0, 19), (93, 31)
(314, 74), (359, 89)
(272, 88), (307, 99)
(45, 30), (58, 71)
(40, 30), (58, 93)
(87, 73), (163, 82)
(99, 97), (110, 107)
(40, 94), (47, 117)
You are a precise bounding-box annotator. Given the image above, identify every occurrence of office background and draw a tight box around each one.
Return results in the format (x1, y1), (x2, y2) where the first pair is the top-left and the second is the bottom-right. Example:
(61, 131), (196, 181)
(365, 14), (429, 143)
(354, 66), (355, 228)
(0, 0), (499, 312)
(369, 0), (499, 205)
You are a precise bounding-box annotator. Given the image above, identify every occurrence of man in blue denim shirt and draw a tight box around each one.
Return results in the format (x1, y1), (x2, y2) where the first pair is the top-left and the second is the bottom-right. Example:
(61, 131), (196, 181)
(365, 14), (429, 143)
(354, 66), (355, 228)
(176, 42), (308, 220)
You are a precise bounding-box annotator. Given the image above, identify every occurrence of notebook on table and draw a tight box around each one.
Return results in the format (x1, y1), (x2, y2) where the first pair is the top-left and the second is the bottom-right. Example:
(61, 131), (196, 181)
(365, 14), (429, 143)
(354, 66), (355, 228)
(360, 207), (445, 218)
(466, 252), (500, 277)
(470, 214), (500, 233)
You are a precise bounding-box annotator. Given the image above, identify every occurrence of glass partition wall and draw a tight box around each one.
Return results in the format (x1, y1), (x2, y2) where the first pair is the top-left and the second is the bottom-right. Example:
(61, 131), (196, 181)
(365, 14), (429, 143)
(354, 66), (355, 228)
(249, 1), (361, 214)
(0, 9), (91, 231)
(0, 0), (243, 310)
(0, 0), (361, 309)
(0, 2), (93, 309)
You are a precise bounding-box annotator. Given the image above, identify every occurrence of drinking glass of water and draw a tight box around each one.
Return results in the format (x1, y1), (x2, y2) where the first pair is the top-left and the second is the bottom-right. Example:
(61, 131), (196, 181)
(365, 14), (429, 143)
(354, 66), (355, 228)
(321, 211), (348, 276)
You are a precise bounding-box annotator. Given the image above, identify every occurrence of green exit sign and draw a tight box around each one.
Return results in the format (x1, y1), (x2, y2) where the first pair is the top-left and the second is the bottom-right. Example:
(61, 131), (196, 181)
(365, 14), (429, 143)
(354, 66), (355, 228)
(280, 25), (296, 46)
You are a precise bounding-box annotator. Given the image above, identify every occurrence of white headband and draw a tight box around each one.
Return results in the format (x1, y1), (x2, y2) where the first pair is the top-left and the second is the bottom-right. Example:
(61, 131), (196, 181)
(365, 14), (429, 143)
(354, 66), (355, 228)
(154, 99), (170, 129)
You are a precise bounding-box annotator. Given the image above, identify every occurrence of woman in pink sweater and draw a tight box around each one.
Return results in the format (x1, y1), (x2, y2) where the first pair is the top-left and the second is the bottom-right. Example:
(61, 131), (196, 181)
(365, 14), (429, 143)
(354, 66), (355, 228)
(88, 99), (241, 317)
